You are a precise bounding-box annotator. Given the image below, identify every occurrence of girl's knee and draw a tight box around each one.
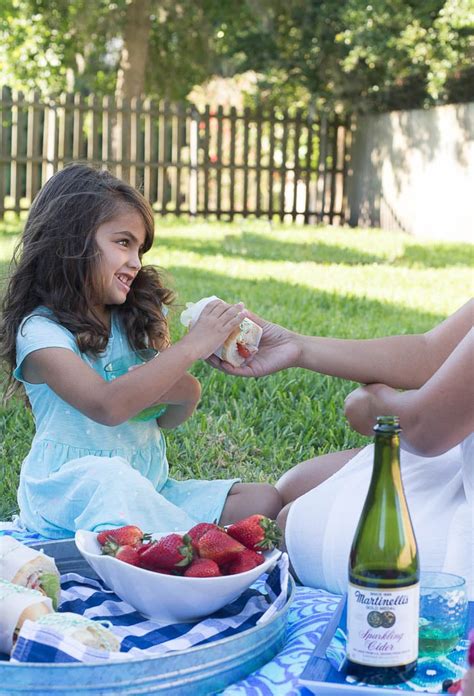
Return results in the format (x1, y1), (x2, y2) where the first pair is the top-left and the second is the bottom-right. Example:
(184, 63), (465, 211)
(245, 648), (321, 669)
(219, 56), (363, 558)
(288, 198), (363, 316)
(258, 483), (283, 519)
(221, 482), (282, 525)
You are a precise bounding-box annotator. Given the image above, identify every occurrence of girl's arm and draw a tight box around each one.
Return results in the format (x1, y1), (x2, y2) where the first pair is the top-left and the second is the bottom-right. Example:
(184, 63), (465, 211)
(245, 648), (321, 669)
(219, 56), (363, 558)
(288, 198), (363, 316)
(21, 300), (245, 426)
(344, 328), (474, 456)
(155, 372), (201, 429)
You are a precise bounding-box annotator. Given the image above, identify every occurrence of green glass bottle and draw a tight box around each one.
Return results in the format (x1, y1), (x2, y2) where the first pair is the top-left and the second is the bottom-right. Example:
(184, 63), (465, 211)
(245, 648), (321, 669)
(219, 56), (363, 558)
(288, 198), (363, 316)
(346, 415), (420, 684)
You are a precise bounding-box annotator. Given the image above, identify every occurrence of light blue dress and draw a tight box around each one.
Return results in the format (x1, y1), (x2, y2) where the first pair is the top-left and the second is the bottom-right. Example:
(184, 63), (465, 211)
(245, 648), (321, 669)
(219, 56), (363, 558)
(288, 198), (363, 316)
(14, 308), (239, 539)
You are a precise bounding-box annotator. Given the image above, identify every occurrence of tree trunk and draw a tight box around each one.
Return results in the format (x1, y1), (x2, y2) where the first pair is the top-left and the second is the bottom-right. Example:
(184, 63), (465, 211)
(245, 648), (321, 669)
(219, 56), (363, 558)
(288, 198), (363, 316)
(113, 0), (152, 179)
(115, 0), (152, 101)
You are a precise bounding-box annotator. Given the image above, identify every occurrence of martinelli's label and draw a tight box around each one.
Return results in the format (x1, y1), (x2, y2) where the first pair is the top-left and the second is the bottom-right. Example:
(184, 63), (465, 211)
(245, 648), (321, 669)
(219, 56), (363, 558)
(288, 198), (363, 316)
(347, 582), (420, 667)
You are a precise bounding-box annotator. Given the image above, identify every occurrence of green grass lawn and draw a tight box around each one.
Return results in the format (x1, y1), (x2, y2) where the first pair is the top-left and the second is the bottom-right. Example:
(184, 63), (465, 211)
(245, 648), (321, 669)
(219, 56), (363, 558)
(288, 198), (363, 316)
(1, 216), (472, 520)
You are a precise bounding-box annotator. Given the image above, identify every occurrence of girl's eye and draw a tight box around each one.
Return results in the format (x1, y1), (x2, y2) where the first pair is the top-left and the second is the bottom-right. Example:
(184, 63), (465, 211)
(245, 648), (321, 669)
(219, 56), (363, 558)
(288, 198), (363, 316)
(118, 239), (129, 247)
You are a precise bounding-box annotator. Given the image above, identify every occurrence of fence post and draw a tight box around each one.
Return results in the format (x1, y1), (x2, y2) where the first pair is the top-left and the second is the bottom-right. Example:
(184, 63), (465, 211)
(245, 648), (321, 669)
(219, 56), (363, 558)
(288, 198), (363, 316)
(143, 97), (153, 202)
(26, 91), (41, 205)
(216, 105), (223, 219)
(189, 106), (199, 217)
(279, 110), (289, 222)
(304, 108), (315, 225)
(87, 93), (99, 164)
(268, 109), (276, 222)
(242, 106), (250, 218)
(0, 86), (12, 218)
(129, 95), (140, 189)
(11, 89), (25, 213)
(229, 106), (237, 221)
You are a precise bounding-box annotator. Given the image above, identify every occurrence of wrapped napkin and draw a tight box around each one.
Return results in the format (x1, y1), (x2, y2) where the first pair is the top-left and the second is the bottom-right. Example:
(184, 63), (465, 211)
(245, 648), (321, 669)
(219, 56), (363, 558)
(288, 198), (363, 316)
(0, 578), (53, 655)
(27, 612), (120, 652)
(0, 536), (61, 609)
(180, 295), (262, 367)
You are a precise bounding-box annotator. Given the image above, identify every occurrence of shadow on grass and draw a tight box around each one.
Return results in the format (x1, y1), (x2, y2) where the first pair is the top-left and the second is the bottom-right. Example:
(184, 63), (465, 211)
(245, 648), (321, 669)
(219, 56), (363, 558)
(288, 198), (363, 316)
(157, 232), (474, 269)
(166, 264), (446, 338)
(156, 232), (383, 265)
(396, 241), (474, 269)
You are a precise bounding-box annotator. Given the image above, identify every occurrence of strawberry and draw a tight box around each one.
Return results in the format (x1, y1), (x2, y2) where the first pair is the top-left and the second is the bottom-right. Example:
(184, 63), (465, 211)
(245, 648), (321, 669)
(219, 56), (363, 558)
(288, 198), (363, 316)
(222, 548), (265, 575)
(138, 533), (193, 571)
(102, 543), (141, 566)
(227, 514), (281, 551)
(97, 525), (149, 548)
(187, 522), (222, 552)
(196, 529), (245, 566)
(115, 545), (141, 566)
(184, 558), (222, 578)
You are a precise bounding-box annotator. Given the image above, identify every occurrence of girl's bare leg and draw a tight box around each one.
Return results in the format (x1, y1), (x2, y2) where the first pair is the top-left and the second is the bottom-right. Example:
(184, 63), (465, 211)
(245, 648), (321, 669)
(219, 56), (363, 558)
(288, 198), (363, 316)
(276, 447), (362, 507)
(219, 482), (283, 525)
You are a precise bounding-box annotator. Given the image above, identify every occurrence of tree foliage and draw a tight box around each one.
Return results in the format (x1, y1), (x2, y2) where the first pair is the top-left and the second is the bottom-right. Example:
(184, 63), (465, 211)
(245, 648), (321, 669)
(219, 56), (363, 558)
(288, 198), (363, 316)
(215, 0), (474, 112)
(1, 0), (472, 112)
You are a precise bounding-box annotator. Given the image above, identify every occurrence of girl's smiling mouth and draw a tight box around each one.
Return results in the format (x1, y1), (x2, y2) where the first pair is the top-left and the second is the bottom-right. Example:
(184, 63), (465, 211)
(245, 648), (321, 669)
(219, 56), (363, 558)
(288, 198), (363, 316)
(115, 273), (133, 293)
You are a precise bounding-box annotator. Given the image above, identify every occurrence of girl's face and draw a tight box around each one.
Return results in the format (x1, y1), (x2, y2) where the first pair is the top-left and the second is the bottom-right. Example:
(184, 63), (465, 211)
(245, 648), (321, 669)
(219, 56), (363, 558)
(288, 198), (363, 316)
(94, 207), (147, 311)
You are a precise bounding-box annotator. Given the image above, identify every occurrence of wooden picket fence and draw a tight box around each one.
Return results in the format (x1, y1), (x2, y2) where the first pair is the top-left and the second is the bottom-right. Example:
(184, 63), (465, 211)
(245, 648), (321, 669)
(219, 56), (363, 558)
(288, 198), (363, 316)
(0, 86), (353, 224)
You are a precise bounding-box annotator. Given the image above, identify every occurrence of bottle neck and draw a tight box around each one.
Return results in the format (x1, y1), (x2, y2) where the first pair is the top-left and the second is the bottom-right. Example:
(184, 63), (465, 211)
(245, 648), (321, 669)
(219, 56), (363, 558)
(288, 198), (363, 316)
(370, 432), (403, 492)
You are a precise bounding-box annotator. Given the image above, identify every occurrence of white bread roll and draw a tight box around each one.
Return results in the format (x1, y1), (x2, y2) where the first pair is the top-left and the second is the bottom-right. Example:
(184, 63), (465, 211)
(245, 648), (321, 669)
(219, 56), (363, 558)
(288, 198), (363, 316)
(180, 296), (262, 366)
(0, 537), (61, 609)
(31, 612), (120, 652)
(0, 578), (53, 655)
(215, 318), (263, 367)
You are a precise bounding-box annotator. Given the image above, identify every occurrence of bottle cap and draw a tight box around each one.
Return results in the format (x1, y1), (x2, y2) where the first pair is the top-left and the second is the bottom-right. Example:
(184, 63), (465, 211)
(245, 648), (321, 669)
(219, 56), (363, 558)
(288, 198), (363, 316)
(374, 415), (401, 433)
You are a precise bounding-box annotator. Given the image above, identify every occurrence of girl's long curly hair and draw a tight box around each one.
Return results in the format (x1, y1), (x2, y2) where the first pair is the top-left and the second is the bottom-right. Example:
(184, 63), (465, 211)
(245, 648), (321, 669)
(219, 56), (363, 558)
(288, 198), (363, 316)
(1, 163), (174, 400)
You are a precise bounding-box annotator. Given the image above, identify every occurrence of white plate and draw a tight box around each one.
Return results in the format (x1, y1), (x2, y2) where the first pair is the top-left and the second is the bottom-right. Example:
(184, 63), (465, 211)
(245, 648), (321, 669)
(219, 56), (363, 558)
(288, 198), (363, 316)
(75, 530), (281, 624)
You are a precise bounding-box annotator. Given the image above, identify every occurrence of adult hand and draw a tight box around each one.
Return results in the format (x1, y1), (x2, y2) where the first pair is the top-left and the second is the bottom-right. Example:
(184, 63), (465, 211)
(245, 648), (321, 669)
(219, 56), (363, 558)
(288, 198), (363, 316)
(344, 383), (401, 435)
(206, 310), (301, 378)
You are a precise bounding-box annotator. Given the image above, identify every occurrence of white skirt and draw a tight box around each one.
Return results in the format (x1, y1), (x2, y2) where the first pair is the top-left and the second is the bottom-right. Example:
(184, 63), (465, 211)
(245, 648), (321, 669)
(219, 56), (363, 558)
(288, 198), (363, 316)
(285, 433), (473, 599)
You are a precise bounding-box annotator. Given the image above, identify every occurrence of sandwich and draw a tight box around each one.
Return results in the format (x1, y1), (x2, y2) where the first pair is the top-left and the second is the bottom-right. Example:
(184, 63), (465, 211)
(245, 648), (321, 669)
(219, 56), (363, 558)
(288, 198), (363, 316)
(0, 536), (61, 609)
(214, 317), (262, 367)
(0, 578), (53, 655)
(180, 296), (262, 367)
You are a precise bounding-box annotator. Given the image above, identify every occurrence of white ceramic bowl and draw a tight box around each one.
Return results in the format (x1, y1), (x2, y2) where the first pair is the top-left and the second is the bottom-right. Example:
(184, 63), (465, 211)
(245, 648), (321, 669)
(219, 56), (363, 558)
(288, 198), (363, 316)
(75, 530), (281, 623)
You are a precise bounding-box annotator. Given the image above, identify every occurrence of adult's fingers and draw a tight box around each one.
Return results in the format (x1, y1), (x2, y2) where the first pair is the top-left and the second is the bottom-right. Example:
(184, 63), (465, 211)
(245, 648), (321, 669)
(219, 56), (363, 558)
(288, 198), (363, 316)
(205, 354), (256, 377)
(238, 309), (266, 327)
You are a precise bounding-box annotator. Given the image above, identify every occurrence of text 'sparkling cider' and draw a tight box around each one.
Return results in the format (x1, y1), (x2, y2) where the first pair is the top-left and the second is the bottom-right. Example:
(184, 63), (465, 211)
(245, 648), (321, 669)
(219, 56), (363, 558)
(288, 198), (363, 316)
(346, 415), (420, 684)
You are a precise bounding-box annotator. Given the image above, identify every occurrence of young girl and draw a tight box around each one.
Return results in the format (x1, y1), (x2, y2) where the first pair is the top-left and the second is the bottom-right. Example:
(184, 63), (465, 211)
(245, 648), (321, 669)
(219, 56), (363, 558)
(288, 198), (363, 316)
(0, 163), (282, 539)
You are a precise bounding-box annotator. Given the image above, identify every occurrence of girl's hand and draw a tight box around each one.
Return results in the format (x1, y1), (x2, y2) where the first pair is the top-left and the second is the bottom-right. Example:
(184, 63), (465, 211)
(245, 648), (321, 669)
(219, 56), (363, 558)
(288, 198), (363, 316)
(206, 310), (301, 377)
(186, 299), (247, 359)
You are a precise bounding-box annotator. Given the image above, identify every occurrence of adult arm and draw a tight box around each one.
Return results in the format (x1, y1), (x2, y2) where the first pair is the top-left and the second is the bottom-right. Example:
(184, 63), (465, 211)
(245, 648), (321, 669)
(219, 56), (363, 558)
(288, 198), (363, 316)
(210, 300), (473, 390)
(344, 327), (474, 455)
(296, 299), (473, 388)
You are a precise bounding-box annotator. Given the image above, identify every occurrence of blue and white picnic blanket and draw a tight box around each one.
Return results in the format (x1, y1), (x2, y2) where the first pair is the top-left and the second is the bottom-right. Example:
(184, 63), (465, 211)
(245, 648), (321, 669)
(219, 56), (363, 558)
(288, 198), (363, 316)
(10, 558), (290, 664)
(1, 523), (344, 695)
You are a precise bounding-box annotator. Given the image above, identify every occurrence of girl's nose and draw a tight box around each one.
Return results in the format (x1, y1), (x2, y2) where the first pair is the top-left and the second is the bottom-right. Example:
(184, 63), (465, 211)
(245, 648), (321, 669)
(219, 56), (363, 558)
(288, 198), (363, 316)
(129, 251), (141, 270)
